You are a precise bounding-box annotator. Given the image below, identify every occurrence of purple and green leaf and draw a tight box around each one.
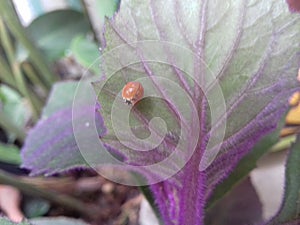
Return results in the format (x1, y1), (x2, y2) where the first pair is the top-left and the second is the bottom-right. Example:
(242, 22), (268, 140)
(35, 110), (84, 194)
(21, 81), (106, 176)
(93, 0), (300, 224)
(21, 0), (300, 225)
(206, 116), (286, 209)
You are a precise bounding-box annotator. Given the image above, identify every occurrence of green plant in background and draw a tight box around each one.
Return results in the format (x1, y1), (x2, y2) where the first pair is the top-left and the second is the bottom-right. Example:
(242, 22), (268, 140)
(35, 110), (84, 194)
(0, 1), (119, 222)
(0, 0), (118, 162)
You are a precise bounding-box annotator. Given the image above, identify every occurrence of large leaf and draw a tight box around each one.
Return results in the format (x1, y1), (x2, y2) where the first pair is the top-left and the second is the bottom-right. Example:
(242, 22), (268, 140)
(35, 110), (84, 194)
(91, 1), (300, 225)
(265, 135), (300, 225)
(17, 10), (90, 62)
(21, 81), (106, 175)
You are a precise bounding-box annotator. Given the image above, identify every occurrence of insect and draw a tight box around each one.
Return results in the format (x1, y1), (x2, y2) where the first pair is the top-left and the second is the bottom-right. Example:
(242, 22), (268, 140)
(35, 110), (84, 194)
(122, 81), (144, 105)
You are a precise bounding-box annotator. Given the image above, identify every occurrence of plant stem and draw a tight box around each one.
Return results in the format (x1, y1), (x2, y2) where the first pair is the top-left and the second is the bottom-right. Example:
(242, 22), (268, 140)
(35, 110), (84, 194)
(0, 0), (57, 88)
(0, 169), (101, 220)
(80, 0), (99, 43)
(0, 55), (16, 88)
(0, 112), (26, 143)
(0, 18), (14, 66)
(270, 135), (297, 152)
(22, 62), (49, 95)
(0, 18), (40, 120)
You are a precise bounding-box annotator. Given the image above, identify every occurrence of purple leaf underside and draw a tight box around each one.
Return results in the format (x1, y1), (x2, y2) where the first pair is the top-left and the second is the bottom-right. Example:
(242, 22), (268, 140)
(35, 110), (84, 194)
(21, 81), (107, 176)
(96, 1), (300, 225)
(21, 106), (105, 176)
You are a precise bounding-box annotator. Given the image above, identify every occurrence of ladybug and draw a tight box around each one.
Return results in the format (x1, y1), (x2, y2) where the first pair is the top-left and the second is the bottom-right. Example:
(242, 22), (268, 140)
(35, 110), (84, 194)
(122, 81), (144, 105)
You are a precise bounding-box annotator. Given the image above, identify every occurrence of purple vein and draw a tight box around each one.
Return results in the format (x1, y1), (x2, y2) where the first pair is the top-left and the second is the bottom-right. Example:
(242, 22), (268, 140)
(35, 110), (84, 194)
(127, 3), (190, 131)
(23, 116), (78, 165)
(178, 1), (209, 225)
(100, 81), (179, 151)
(196, 0), (208, 57)
(174, 0), (195, 50)
(204, 93), (292, 195)
(207, 86), (297, 167)
(108, 19), (134, 48)
(137, 52), (190, 131)
(149, 0), (193, 97)
(203, 59), (300, 195)
(192, 0), (208, 120)
(275, 16), (300, 35)
(208, 30), (277, 136)
(209, 79), (282, 137)
(207, 1), (247, 90)
(204, 85), (294, 175)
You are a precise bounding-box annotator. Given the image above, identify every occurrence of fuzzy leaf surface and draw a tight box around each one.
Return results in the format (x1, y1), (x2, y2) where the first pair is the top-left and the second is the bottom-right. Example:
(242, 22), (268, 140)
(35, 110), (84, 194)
(21, 81), (106, 175)
(93, 1), (300, 224)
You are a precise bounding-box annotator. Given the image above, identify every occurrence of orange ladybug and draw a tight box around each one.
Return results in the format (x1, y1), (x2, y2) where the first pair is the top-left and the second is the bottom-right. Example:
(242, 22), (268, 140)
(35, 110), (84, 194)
(122, 81), (144, 105)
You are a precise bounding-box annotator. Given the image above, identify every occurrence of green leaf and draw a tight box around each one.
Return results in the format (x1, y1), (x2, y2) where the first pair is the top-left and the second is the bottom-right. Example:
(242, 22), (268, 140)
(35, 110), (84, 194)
(91, 1), (300, 222)
(0, 85), (28, 141)
(42, 81), (82, 118)
(17, 10), (90, 62)
(0, 218), (31, 225)
(30, 217), (88, 225)
(0, 143), (21, 165)
(95, 0), (120, 19)
(70, 35), (100, 74)
(266, 135), (300, 224)
(93, 0), (300, 180)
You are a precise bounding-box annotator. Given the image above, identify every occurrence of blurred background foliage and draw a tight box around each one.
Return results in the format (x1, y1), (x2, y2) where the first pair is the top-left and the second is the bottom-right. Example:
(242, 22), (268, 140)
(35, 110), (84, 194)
(0, 0), (119, 166)
(0, 0), (120, 223)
